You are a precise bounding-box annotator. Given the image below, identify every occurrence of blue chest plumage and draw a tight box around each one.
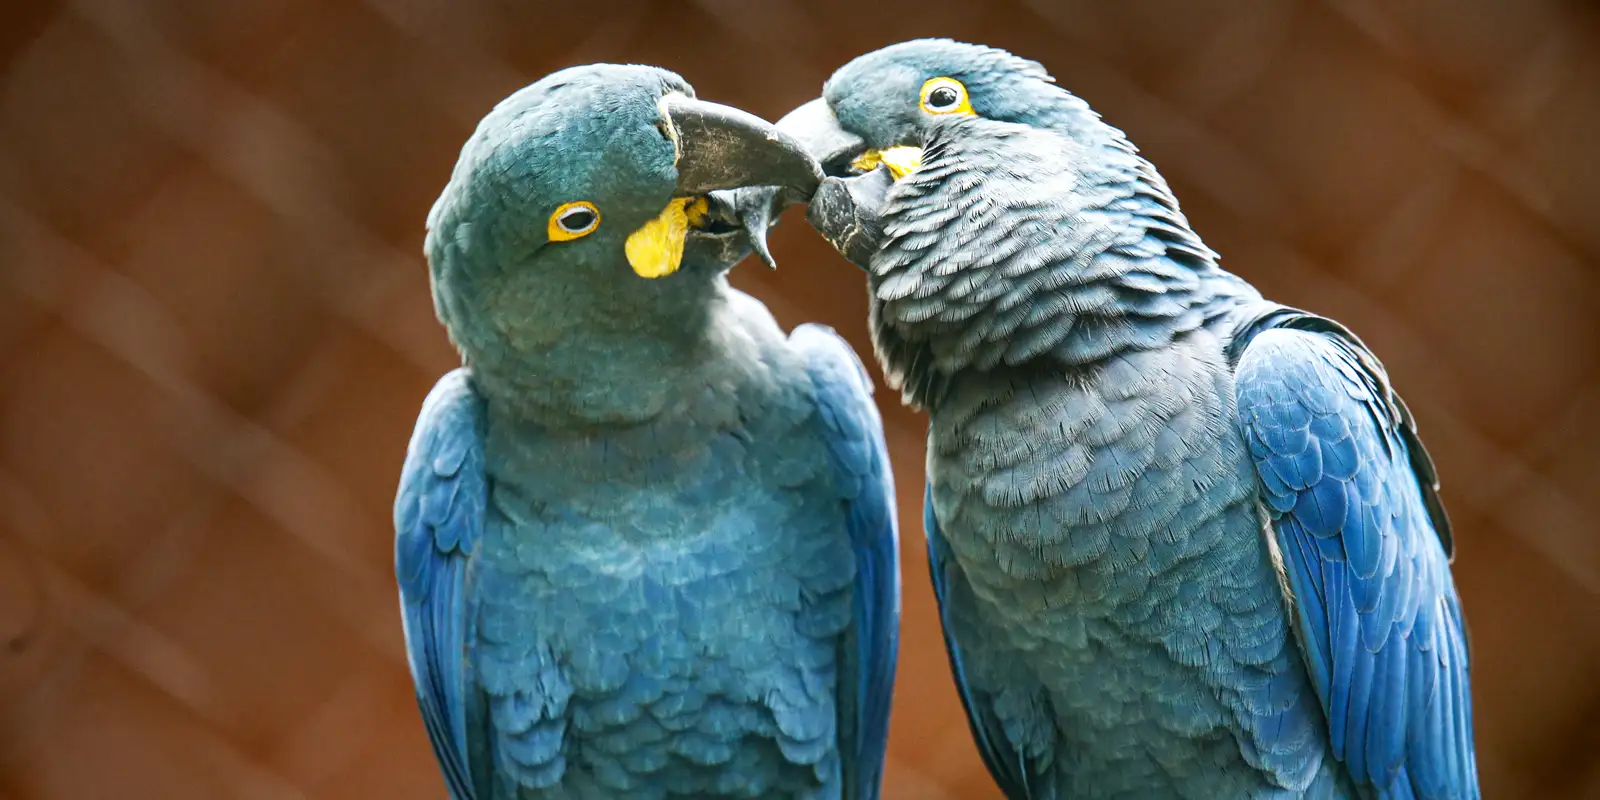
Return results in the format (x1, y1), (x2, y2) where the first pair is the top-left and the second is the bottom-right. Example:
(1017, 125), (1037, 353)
(928, 328), (1352, 799)
(467, 389), (856, 799)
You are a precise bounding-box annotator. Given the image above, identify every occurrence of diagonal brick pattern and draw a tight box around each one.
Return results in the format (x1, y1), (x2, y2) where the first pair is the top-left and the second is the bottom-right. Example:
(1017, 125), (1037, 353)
(1, 1), (1596, 797)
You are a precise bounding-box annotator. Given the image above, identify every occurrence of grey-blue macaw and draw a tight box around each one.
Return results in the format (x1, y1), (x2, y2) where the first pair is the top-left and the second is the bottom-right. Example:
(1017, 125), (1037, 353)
(394, 64), (901, 799)
(773, 39), (1477, 799)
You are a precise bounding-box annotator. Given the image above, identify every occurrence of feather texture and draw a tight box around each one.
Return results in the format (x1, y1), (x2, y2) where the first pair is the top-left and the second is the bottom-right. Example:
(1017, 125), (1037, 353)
(793, 324), (903, 799)
(397, 302), (902, 799)
(1232, 309), (1475, 799)
(396, 368), (491, 800)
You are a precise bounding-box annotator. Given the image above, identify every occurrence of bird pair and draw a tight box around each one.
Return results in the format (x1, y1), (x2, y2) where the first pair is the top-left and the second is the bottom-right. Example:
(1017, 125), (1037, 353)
(395, 39), (1478, 800)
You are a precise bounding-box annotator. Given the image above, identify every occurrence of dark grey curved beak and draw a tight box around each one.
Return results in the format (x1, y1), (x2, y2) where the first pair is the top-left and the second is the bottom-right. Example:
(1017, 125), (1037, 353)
(772, 97), (887, 271)
(774, 98), (868, 173)
(661, 94), (823, 198)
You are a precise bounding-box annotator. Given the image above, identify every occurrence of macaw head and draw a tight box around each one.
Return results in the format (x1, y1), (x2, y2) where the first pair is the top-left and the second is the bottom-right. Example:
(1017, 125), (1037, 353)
(425, 64), (820, 380)
(778, 39), (1096, 182)
(766, 39), (1125, 269)
(774, 40), (1227, 408)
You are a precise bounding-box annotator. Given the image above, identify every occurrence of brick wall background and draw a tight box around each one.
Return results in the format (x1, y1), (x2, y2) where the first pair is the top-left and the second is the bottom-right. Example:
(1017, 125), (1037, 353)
(1, 1), (1597, 797)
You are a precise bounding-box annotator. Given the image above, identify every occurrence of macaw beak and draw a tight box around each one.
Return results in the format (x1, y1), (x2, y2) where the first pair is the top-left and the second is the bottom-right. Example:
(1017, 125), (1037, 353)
(628, 95), (823, 278)
(775, 98), (923, 180)
(772, 98), (866, 175)
(660, 94), (823, 198)
(670, 98), (869, 275)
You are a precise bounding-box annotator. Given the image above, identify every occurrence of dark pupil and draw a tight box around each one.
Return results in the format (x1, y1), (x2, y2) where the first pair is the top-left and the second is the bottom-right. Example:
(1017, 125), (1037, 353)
(561, 209), (595, 231)
(929, 86), (959, 108)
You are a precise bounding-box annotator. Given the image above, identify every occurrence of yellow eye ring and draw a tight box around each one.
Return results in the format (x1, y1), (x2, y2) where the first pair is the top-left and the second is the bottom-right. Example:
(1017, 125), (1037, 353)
(919, 77), (973, 116)
(548, 201), (601, 242)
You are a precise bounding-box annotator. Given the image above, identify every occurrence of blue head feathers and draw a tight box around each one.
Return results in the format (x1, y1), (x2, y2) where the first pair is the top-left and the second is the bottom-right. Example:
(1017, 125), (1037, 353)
(422, 64), (820, 415)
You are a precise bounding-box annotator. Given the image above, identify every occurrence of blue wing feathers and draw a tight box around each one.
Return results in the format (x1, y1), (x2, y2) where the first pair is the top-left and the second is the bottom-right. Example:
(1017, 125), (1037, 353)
(396, 368), (488, 800)
(792, 324), (902, 800)
(923, 486), (1043, 800)
(1231, 309), (1477, 800)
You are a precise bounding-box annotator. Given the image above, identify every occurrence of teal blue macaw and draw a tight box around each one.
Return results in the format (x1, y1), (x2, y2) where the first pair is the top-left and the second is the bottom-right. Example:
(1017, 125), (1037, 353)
(395, 64), (901, 799)
(775, 39), (1477, 800)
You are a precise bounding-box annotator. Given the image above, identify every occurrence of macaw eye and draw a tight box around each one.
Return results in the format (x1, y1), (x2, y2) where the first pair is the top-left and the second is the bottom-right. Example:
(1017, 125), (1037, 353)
(548, 201), (601, 241)
(920, 77), (973, 116)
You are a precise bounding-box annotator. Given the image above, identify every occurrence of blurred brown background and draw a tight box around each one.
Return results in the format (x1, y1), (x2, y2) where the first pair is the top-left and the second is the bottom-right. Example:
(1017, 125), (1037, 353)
(1, 0), (1597, 797)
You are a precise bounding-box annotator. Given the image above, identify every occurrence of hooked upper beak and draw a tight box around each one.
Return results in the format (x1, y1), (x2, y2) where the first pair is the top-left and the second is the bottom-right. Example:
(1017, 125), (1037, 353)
(660, 94), (823, 198)
(772, 98), (868, 176)
(776, 98), (923, 180)
(622, 95), (822, 278)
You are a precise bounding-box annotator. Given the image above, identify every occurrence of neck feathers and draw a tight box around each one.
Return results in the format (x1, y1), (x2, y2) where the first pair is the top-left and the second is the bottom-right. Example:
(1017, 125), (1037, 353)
(868, 110), (1253, 409)
(460, 280), (735, 428)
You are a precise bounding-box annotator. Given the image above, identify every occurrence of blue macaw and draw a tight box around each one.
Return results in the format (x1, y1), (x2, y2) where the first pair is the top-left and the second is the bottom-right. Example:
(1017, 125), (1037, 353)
(394, 64), (900, 799)
(773, 39), (1477, 799)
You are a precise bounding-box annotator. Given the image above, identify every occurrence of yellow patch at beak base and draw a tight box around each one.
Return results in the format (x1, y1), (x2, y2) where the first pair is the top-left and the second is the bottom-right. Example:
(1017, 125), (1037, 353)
(683, 196), (710, 228)
(851, 146), (923, 181)
(626, 197), (703, 279)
